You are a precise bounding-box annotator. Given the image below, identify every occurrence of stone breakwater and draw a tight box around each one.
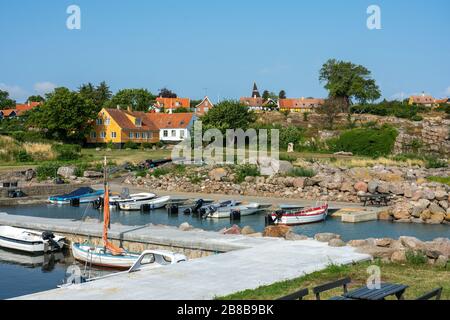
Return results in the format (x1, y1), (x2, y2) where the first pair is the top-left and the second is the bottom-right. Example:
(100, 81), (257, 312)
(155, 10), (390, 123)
(124, 163), (450, 225)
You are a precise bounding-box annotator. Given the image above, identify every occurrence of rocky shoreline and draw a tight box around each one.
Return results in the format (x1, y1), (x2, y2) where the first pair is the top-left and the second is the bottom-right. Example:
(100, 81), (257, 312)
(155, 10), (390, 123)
(124, 162), (450, 225)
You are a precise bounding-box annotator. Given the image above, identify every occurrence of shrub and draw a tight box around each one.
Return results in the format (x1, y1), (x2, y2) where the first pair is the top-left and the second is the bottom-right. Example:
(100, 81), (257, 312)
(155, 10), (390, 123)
(287, 167), (316, 177)
(234, 164), (260, 183)
(36, 162), (60, 181)
(150, 167), (171, 178)
(279, 154), (297, 163)
(427, 176), (450, 186)
(52, 144), (82, 161)
(135, 170), (148, 178)
(124, 141), (139, 150)
(405, 250), (427, 265)
(13, 150), (33, 163)
(328, 125), (398, 158)
(425, 157), (448, 169)
(279, 126), (305, 150)
(141, 142), (154, 150)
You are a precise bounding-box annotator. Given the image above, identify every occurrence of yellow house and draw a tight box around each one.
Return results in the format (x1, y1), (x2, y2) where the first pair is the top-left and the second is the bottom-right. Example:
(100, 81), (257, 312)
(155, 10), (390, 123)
(87, 108), (160, 145)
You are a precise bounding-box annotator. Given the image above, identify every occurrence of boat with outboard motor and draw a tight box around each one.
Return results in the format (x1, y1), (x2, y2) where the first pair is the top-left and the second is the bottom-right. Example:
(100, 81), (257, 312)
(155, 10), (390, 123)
(267, 203), (329, 226)
(48, 187), (104, 205)
(118, 195), (172, 211)
(0, 226), (66, 253)
(205, 202), (272, 219)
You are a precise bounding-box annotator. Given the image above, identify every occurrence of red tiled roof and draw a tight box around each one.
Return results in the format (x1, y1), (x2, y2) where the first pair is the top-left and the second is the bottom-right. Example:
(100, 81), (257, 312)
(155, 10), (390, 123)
(410, 95), (435, 104)
(1, 109), (17, 117)
(239, 97), (264, 107)
(155, 97), (190, 110)
(145, 113), (194, 129)
(279, 98), (325, 109)
(105, 109), (158, 131)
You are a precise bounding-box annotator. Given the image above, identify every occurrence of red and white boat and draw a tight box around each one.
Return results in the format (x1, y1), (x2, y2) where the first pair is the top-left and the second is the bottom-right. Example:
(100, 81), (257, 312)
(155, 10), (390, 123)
(268, 203), (329, 226)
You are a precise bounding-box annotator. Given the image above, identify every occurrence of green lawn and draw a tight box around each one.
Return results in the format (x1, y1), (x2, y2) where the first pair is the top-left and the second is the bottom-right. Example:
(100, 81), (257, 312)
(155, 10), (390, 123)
(427, 176), (450, 186)
(218, 260), (450, 300)
(80, 148), (172, 164)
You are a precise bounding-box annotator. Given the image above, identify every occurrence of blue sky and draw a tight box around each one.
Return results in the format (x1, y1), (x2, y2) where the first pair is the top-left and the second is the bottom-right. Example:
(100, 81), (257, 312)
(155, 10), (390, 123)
(1, 0), (449, 102)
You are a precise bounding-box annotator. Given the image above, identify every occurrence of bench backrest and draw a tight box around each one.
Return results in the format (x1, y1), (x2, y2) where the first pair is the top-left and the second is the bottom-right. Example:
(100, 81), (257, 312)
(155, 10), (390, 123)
(277, 288), (309, 301)
(313, 277), (351, 300)
(416, 287), (443, 300)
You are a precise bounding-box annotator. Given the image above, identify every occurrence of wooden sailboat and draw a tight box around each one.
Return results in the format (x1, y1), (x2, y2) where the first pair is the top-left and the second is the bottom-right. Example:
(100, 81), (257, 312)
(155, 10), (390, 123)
(71, 158), (141, 269)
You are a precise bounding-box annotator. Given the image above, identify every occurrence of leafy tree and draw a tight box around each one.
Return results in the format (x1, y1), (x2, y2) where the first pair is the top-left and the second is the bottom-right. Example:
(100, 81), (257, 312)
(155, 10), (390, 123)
(190, 99), (202, 109)
(201, 100), (256, 132)
(0, 90), (16, 109)
(26, 95), (45, 103)
(106, 88), (155, 111)
(27, 87), (97, 142)
(158, 88), (177, 98)
(319, 59), (381, 112)
(173, 107), (191, 113)
(278, 90), (287, 99)
(78, 81), (112, 111)
(316, 97), (346, 129)
(262, 90), (270, 101)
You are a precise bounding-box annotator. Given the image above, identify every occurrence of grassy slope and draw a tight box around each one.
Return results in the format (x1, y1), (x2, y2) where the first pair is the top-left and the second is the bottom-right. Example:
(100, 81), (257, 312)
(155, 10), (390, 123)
(219, 261), (450, 300)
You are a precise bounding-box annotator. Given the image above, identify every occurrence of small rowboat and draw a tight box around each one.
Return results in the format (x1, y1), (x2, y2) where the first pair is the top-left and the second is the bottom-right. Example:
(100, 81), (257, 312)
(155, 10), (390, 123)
(0, 226), (66, 253)
(48, 187), (104, 205)
(71, 243), (141, 269)
(109, 192), (157, 206)
(206, 203), (271, 219)
(119, 196), (172, 211)
(269, 204), (329, 226)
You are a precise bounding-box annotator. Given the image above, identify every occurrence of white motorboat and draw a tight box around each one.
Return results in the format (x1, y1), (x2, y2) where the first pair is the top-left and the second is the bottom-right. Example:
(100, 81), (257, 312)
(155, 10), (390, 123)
(0, 226), (66, 253)
(109, 192), (157, 207)
(206, 203), (271, 219)
(268, 203), (329, 226)
(62, 249), (187, 286)
(48, 187), (104, 205)
(118, 196), (172, 211)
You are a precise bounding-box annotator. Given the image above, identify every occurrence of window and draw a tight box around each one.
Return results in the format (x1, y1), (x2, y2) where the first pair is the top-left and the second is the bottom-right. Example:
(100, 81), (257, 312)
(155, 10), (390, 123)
(148, 132), (153, 138)
(135, 132), (140, 139)
(142, 132), (147, 139)
(180, 130), (185, 139)
(129, 132), (133, 139)
(204, 107), (209, 113)
(105, 117), (111, 125)
(100, 132), (106, 139)
(111, 132), (117, 138)
(96, 118), (103, 125)
(163, 130), (168, 137)
(91, 132), (97, 139)
(135, 118), (142, 127)
(171, 130), (176, 137)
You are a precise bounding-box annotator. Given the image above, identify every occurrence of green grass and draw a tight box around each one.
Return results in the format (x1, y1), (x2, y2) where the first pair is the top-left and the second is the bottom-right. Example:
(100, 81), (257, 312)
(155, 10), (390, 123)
(218, 260), (450, 300)
(427, 176), (450, 186)
(286, 167), (316, 178)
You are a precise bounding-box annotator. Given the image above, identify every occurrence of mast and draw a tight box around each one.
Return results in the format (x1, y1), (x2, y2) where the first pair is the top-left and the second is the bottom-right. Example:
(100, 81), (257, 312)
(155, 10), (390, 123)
(102, 157), (125, 255)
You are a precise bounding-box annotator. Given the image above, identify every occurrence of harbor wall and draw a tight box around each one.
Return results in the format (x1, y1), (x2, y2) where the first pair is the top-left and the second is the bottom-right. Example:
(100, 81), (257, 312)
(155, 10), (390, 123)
(0, 183), (91, 198)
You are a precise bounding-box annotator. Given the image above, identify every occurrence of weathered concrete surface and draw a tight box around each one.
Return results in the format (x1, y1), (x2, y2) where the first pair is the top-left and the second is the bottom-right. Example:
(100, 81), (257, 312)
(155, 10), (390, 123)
(0, 213), (271, 254)
(341, 211), (379, 223)
(15, 239), (371, 300)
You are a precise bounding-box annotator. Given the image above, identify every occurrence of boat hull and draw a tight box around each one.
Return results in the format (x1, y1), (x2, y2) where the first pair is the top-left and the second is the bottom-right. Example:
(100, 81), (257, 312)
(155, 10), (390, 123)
(271, 206), (328, 226)
(0, 226), (65, 253)
(119, 196), (171, 211)
(71, 243), (140, 269)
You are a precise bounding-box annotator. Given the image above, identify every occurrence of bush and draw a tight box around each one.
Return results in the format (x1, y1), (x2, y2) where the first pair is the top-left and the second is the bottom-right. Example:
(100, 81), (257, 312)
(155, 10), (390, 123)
(124, 141), (139, 149)
(287, 167), (316, 177)
(279, 154), (297, 163)
(425, 157), (448, 169)
(36, 162), (60, 181)
(328, 125), (398, 158)
(141, 142), (154, 150)
(279, 126), (305, 150)
(52, 144), (82, 161)
(234, 164), (260, 183)
(150, 167), (171, 178)
(405, 250), (427, 265)
(13, 150), (33, 163)
(351, 100), (429, 120)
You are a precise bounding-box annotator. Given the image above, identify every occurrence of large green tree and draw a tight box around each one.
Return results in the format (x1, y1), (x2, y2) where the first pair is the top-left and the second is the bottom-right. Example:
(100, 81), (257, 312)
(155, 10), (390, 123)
(0, 90), (16, 109)
(319, 59), (381, 111)
(26, 95), (45, 103)
(27, 87), (97, 142)
(78, 81), (112, 111)
(201, 100), (256, 132)
(106, 88), (155, 111)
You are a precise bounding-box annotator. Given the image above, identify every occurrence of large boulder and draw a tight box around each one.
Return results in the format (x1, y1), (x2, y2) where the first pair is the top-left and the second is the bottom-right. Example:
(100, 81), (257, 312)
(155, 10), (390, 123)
(285, 231), (308, 241)
(57, 166), (76, 179)
(348, 239), (376, 247)
(422, 189), (436, 201)
(263, 225), (291, 238)
(400, 236), (425, 250)
(83, 171), (103, 179)
(293, 177), (305, 189)
(222, 225), (241, 235)
(391, 203), (412, 220)
(435, 190), (448, 201)
(354, 181), (368, 193)
(241, 226), (256, 235)
(25, 169), (36, 181)
(179, 222), (193, 231)
(367, 180), (379, 194)
(391, 250), (407, 263)
(329, 238), (346, 247)
(314, 233), (341, 242)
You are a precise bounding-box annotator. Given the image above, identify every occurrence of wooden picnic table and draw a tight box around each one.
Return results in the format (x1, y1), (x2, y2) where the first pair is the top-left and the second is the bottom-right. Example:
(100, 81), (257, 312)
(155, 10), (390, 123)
(358, 193), (392, 207)
(343, 283), (408, 300)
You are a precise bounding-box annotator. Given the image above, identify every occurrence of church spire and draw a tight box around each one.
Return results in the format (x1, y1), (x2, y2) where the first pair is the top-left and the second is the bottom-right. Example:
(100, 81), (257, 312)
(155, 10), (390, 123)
(252, 82), (261, 98)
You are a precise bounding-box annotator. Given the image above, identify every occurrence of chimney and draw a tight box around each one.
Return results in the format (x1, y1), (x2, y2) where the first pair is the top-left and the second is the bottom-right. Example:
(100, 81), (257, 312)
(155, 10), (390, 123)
(116, 105), (120, 110)
(127, 106), (133, 112)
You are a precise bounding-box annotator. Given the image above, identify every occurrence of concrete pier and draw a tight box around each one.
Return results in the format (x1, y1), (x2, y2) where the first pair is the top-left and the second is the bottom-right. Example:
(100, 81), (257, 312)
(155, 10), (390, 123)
(15, 238), (371, 300)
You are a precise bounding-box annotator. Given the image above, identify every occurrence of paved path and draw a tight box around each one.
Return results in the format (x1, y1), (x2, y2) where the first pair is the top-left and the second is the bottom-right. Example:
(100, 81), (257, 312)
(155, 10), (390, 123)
(15, 239), (371, 300)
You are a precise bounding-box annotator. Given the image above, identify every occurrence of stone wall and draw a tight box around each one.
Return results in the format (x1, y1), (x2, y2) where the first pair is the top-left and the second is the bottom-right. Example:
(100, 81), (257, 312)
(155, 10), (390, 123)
(0, 183), (91, 198)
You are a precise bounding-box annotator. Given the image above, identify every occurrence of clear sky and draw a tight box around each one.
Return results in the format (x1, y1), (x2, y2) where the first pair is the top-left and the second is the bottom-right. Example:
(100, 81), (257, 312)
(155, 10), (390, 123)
(1, 0), (449, 102)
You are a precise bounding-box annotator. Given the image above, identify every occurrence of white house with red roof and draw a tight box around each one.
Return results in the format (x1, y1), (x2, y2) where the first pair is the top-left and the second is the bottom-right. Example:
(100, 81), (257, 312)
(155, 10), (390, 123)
(146, 113), (196, 142)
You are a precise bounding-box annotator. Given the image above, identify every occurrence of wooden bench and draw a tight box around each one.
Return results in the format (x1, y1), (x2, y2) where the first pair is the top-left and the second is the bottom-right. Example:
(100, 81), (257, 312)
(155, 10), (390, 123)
(416, 287), (443, 300)
(358, 193), (392, 207)
(277, 288), (309, 300)
(313, 277), (351, 300)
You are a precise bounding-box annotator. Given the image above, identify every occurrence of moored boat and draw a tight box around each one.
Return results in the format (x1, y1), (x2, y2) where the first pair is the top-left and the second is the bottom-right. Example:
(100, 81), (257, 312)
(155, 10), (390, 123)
(118, 195), (172, 211)
(268, 203), (329, 226)
(0, 226), (66, 253)
(109, 192), (157, 207)
(48, 187), (104, 205)
(205, 203), (271, 219)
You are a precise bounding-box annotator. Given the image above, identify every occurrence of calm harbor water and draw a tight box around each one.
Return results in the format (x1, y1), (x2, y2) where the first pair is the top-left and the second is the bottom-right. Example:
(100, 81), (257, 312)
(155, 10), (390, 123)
(0, 203), (449, 299)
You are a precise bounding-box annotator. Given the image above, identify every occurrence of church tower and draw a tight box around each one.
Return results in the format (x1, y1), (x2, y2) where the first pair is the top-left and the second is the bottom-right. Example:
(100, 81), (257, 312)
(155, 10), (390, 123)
(252, 82), (261, 98)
